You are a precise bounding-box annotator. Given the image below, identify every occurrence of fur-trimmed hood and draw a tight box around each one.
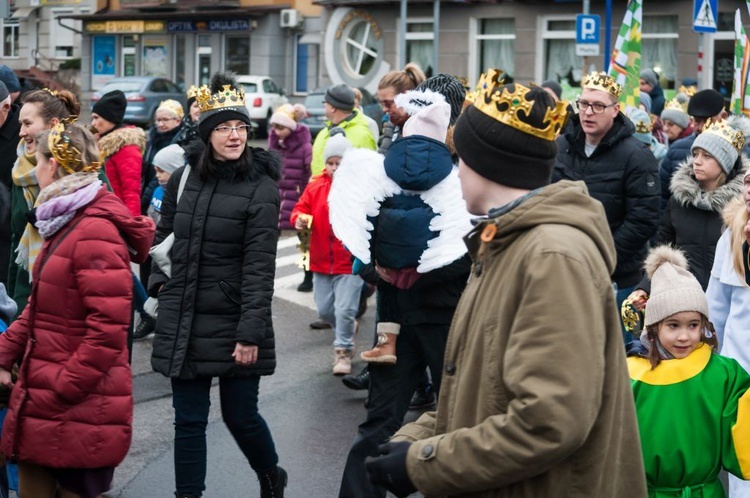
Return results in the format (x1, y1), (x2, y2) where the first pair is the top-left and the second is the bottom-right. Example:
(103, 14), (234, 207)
(669, 153), (749, 211)
(183, 138), (281, 183)
(97, 125), (146, 161)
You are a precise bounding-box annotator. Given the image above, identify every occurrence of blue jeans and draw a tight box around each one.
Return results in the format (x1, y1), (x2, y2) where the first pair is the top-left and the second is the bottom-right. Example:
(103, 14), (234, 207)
(132, 272), (148, 315)
(312, 273), (362, 350)
(171, 376), (279, 495)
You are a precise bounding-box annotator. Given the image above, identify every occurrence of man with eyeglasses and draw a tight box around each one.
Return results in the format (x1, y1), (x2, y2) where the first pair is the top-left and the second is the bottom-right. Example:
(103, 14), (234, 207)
(658, 89), (726, 210)
(310, 84), (376, 178)
(553, 71), (660, 345)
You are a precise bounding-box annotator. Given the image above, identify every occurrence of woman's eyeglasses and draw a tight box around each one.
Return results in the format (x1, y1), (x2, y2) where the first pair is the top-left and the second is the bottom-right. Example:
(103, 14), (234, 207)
(213, 125), (251, 136)
(156, 117), (179, 124)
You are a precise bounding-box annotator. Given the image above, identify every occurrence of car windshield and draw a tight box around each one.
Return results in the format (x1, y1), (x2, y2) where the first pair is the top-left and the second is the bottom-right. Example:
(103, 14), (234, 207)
(241, 83), (258, 93)
(100, 81), (144, 94)
(304, 93), (326, 114)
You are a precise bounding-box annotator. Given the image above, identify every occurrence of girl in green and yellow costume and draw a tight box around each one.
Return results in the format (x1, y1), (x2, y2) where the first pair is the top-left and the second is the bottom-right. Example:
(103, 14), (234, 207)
(627, 245), (750, 497)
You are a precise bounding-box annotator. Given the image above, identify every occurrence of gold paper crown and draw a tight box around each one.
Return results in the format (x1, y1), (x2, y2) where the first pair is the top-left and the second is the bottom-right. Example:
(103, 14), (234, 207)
(664, 98), (688, 114)
(633, 119), (651, 134)
(186, 85), (200, 100)
(47, 122), (101, 174)
(196, 84), (246, 113)
(464, 69), (506, 105)
(701, 118), (746, 152)
(678, 84), (697, 97)
(157, 99), (184, 120)
(582, 71), (622, 99)
(468, 69), (569, 141)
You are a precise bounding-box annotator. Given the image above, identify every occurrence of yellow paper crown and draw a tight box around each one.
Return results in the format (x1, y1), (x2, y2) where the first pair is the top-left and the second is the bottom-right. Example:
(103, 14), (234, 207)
(465, 69), (505, 105)
(701, 118), (746, 152)
(664, 98), (688, 114)
(47, 122), (101, 174)
(467, 69), (569, 141)
(196, 84), (246, 113)
(187, 85), (200, 100)
(678, 85), (697, 97)
(582, 71), (622, 99)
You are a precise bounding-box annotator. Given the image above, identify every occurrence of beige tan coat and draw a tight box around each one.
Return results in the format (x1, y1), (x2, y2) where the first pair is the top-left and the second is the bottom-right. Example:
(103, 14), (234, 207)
(393, 180), (647, 498)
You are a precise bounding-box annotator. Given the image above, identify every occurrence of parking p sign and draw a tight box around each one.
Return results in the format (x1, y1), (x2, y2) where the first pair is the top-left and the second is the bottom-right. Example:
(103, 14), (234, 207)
(576, 14), (600, 56)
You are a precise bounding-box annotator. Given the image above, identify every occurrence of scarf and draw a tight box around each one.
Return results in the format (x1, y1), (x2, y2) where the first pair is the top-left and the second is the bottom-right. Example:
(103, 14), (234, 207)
(638, 329), (676, 360)
(35, 173), (101, 239)
(12, 141), (42, 279)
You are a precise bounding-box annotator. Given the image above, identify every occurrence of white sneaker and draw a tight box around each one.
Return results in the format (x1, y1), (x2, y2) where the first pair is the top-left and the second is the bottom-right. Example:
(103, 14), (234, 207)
(333, 349), (352, 375)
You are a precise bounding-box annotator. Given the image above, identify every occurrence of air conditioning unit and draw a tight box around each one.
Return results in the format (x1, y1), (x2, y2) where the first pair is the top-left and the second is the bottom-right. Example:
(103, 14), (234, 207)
(280, 9), (303, 29)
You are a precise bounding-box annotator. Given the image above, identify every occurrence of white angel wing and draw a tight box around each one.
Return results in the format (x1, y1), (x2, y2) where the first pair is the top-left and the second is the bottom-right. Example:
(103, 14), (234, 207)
(329, 147), (401, 264)
(417, 168), (473, 273)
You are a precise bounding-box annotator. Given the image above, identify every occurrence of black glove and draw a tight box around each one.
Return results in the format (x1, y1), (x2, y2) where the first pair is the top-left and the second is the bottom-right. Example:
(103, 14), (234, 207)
(364, 441), (417, 498)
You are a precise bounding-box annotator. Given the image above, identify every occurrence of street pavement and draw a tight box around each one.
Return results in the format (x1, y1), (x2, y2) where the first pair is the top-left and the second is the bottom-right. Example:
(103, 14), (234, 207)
(105, 233), (421, 498)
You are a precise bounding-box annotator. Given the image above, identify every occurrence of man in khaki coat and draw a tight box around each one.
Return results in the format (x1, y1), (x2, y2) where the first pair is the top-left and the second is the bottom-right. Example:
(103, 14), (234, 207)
(364, 71), (647, 498)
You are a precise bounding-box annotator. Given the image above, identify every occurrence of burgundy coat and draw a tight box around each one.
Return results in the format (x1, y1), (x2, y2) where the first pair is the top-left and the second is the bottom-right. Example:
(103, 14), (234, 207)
(0, 188), (155, 468)
(269, 124), (312, 230)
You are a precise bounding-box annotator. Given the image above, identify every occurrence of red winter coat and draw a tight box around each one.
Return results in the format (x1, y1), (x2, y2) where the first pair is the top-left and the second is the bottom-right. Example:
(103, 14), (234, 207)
(99, 125), (146, 217)
(290, 172), (352, 274)
(0, 188), (155, 468)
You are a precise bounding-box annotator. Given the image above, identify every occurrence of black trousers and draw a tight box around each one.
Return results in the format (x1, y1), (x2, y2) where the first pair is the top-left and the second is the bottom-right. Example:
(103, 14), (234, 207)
(338, 322), (450, 498)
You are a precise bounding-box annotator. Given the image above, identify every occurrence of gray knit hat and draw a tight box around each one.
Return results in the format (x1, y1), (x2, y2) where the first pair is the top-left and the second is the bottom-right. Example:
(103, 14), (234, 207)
(692, 119), (743, 174)
(153, 144), (186, 174)
(643, 246), (708, 327)
(323, 133), (352, 162)
(660, 98), (690, 130)
(325, 84), (355, 111)
(640, 69), (658, 88)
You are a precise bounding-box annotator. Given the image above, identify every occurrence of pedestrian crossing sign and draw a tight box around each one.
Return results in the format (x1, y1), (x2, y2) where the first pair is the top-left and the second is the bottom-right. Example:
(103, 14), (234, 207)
(693, 0), (718, 33)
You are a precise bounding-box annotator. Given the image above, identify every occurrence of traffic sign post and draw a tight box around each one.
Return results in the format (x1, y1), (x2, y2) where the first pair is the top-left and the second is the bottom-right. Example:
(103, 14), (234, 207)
(693, 0), (718, 33)
(576, 14), (601, 57)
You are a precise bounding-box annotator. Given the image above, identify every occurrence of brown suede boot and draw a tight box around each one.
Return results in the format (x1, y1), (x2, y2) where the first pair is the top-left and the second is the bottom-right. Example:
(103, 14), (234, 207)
(360, 322), (399, 364)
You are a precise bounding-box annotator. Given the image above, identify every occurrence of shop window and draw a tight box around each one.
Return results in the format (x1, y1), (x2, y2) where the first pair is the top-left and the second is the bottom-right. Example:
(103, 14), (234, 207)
(50, 8), (78, 59)
(2, 17), (18, 58)
(295, 39), (308, 94)
(474, 18), (515, 82)
(541, 17), (581, 86)
(175, 35), (186, 90)
(225, 36), (249, 75)
(642, 15), (678, 90)
(404, 18), (434, 78)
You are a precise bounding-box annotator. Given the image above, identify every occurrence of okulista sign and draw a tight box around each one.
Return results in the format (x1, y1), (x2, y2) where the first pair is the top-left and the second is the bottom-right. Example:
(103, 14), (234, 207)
(167, 20), (251, 32)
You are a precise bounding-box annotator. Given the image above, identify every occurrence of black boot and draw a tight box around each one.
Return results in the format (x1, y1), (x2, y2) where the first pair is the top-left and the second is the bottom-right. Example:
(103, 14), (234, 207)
(174, 493), (201, 498)
(257, 465), (287, 498)
(297, 270), (313, 292)
(133, 314), (156, 340)
(342, 365), (370, 390)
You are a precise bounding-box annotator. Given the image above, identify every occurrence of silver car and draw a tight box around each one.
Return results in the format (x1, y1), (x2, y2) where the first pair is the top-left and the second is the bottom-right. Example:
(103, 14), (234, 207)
(91, 76), (187, 127)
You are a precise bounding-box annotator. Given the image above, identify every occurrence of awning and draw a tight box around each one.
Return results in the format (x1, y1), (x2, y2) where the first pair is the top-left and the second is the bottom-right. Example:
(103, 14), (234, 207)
(298, 33), (322, 44)
(12, 7), (39, 19)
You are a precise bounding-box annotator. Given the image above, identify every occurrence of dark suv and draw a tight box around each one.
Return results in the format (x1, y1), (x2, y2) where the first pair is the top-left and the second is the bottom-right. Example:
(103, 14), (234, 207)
(301, 87), (384, 140)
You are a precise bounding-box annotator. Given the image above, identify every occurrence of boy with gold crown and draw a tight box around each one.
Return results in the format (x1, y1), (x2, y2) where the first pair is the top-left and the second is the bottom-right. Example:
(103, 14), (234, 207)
(364, 70), (647, 498)
(554, 71), (660, 345)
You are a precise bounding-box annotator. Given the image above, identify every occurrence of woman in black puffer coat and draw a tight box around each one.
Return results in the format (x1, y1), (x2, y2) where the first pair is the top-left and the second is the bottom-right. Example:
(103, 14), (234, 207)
(148, 72), (287, 498)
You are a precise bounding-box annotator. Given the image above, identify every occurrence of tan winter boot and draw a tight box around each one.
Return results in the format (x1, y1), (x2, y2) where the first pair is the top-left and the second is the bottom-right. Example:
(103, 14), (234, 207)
(332, 349), (353, 375)
(360, 323), (399, 364)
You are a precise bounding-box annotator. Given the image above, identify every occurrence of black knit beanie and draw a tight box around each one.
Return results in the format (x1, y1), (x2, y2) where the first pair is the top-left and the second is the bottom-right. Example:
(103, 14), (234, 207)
(92, 90), (127, 125)
(198, 72), (252, 143)
(453, 84), (559, 190)
(415, 74), (466, 126)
